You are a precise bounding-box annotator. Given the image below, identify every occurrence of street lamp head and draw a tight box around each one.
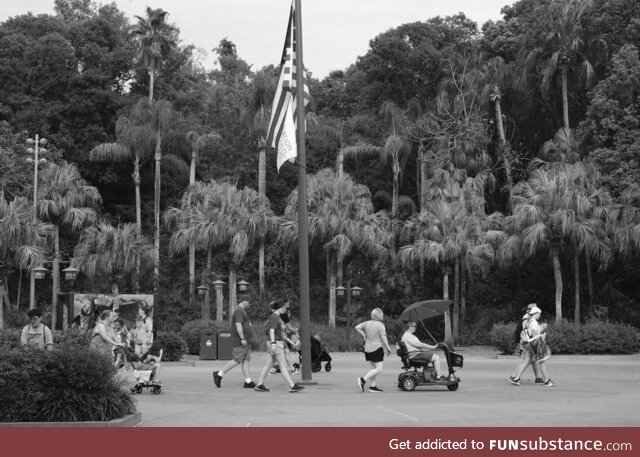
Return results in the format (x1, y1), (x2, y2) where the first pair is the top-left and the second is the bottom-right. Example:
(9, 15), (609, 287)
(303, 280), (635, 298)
(196, 284), (209, 295)
(26, 138), (35, 145)
(32, 265), (49, 280)
(39, 138), (47, 146)
(39, 149), (47, 155)
(26, 148), (34, 154)
(237, 280), (250, 292)
(351, 286), (363, 297)
(212, 279), (225, 292)
(335, 285), (346, 296)
(62, 266), (79, 281)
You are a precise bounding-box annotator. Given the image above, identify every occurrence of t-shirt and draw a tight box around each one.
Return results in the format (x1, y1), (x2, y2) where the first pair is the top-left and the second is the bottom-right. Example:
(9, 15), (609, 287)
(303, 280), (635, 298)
(401, 331), (425, 358)
(21, 324), (53, 350)
(356, 320), (387, 353)
(264, 313), (285, 341)
(231, 306), (252, 346)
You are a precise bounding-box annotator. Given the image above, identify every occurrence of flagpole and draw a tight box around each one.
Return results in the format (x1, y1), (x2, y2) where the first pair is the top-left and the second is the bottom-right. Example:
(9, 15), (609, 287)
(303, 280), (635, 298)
(294, 0), (313, 383)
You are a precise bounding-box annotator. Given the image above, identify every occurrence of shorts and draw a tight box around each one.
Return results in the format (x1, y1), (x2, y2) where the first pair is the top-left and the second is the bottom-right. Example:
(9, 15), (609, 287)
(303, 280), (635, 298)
(232, 345), (251, 363)
(266, 340), (286, 356)
(364, 347), (384, 363)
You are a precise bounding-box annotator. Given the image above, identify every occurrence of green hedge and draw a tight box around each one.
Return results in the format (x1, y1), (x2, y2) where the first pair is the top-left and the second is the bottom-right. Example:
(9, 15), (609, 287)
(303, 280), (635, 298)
(490, 320), (639, 355)
(0, 346), (135, 422)
(154, 331), (188, 361)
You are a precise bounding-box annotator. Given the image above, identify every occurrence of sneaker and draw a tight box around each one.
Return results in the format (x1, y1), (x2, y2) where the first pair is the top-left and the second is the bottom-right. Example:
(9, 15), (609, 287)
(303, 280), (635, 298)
(534, 377), (545, 384)
(357, 377), (366, 392)
(268, 368), (277, 375)
(368, 386), (383, 392)
(544, 379), (555, 387)
(244, 381), (256, 388)
(254, 384), (269, 392)
(436, 375), (448, 382)
(508, 376), (522, 386)
(291, 368), (301, 375)
(213, 371), (222, 388)
(289, 383), (304, 392)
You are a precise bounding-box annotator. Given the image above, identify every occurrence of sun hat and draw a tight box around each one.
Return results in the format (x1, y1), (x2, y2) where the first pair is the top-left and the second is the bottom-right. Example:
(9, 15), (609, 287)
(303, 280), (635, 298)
(528, 306), (542, 315)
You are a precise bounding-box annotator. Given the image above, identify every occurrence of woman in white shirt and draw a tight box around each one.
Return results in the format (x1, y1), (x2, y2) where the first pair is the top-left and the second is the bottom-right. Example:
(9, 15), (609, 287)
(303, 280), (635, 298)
(355, 308), (392, 393)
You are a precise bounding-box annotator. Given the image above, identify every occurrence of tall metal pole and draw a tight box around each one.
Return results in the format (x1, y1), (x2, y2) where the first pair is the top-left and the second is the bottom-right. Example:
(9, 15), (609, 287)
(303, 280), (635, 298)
(294, 0), (313, 382)
(29, 134), (40, 310)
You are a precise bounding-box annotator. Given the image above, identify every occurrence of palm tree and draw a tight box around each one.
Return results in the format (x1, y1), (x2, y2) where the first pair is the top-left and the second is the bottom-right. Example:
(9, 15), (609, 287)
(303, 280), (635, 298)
(130, 7), (176, 103)
(521, 0), (604, 131)
(166, 180), (279, 321)
(185, 131), (220, 308)
(245, 70), (275, 300)
(72, 222), (153, 300)
(499, 165), (602, 323)
(279, 169), (389, 327)
(0, 194), (53, 326)
(38, 163), (101, 329)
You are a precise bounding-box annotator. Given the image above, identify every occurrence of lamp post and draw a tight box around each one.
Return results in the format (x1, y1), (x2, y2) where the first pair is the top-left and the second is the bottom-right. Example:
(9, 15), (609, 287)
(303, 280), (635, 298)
(336, 280), (363, 351)
(26, 135), (47, 310)
(32, 261), (77, 329)
(212, 279), (225, 322)
(198, 277), (250, 323)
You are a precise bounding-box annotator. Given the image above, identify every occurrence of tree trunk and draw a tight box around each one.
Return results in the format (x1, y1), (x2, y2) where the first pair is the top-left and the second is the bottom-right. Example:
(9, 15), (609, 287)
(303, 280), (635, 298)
(204, 247), (212, 321)
(460, 259), (467, 325)
(153, 131), (161, 323)
(573, 251), (581, 325)
(453, 256), (460, 340)
(419, 144), (428, 210)
(188, 150), (196, 310)
(52, 225), (60, 330)
(228, 268), (237, 326)
(391, 163), (400, 257)
(328, 252), (336, 327)
(133, 157), (142, 293)
(148, 64), (155, 104)
(552, 244), (563, 324)
(258, 139), (266, 300)
(561, 64), (570, 131)
(111, 281), (120, 310)
(337, 147), (344, 179)
(585, 254), (594, 309)
(443, 267), (452, 343)
(495, 100), (514, 209)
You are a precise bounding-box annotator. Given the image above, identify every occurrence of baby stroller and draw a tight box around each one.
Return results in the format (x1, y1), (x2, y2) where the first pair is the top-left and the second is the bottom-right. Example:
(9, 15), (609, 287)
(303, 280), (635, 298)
(129, 348), (163, 394)
(311, 336), (332, 372)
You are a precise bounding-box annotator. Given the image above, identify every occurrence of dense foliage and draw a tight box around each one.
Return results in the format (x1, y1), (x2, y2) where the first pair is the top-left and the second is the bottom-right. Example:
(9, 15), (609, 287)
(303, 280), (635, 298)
(1, 0), (640, 344)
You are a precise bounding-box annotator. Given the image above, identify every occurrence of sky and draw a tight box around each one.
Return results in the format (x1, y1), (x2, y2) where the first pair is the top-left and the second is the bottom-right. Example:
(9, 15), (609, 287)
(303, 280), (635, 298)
(1, 0), (515, 79)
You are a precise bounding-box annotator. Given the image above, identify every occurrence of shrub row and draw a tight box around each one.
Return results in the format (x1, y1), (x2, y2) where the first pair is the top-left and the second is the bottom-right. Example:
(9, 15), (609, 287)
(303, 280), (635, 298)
(490, 319), (640, 355)
(0, 346), (135, 422)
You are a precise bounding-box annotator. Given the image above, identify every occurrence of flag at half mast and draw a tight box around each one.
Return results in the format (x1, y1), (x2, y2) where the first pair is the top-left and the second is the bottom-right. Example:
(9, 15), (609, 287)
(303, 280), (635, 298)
(266, 3), (311, 171)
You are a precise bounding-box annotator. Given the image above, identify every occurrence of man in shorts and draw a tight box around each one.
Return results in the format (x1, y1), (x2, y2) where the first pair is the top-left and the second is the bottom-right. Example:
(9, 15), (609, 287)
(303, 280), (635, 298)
(213, 300), (256, 388)
(401, 321), (446, 381)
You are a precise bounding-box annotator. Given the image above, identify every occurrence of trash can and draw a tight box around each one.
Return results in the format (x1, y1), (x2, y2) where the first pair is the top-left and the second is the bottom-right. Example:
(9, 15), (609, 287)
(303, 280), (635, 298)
(200, 330), (217, 360)
(217, 331), (233, 360)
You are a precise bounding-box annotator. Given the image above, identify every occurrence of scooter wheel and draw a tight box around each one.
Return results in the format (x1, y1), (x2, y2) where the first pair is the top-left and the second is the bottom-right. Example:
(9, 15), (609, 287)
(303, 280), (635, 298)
(325, 362), (331, 372)
(447, 383), (459, 391)
(402, 376), (417, 391)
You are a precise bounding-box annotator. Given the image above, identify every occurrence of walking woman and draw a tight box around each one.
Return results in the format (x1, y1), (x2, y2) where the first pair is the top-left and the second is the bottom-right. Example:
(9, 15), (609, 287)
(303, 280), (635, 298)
(134, 304), (153, 357)
(90, 309), (122, 358)
(355, 307), (392, 392)
(509, 306), (554, 386)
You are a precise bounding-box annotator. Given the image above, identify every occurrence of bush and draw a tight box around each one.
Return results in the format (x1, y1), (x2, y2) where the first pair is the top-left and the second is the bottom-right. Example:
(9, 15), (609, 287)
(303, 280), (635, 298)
(490, 322), (518, 354)
(0, 328), (22, 349)
(545, 320), (580, 353)
(154, 331), (188, 361)
(180, 320), (230, 355)
(0, 346), (135, 422)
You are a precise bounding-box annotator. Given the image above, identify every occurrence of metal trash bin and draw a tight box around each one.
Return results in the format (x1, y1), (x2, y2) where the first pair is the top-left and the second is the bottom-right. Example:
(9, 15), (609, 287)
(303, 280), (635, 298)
(217, 331), (233, 360)
(200, 330), (217, 360)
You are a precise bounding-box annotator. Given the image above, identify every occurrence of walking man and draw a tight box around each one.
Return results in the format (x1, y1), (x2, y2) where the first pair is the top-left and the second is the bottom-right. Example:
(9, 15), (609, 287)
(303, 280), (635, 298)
(213, 300), (256, 389)
(254, 300), (304, 393)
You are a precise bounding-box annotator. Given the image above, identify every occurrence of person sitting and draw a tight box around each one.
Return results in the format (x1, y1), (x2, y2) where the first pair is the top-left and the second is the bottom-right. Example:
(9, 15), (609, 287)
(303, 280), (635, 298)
(400, 321), (446, 381)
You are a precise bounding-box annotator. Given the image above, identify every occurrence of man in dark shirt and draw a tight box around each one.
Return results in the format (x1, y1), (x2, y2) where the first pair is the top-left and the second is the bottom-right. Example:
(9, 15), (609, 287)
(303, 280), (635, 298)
(254, 300), (304, 393)
(213, 300), (256, 389)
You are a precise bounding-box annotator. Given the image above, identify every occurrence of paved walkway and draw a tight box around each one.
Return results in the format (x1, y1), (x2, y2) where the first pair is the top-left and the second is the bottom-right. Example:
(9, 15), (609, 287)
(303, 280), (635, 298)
(127, 347), (640, 426)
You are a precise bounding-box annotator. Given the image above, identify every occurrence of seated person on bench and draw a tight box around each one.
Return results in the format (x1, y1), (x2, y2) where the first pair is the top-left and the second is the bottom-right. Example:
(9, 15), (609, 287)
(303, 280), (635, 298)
(400, 321), (447, 381)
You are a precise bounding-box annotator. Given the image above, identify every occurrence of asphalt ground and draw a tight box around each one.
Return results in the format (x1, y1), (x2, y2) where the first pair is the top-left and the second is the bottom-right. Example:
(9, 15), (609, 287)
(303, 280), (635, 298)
(126, 347), (640, 427)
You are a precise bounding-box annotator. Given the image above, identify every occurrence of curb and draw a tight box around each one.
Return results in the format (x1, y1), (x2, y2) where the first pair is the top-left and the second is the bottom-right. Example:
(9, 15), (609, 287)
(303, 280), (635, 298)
(0, 412), (142, 427)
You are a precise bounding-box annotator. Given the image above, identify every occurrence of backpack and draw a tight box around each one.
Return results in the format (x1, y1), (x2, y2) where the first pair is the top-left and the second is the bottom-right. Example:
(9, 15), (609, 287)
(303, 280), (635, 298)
(515, 314), (531, 344)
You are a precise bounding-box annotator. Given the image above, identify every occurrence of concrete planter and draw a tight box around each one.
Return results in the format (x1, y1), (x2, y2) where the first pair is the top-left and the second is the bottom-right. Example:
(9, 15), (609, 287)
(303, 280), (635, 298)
(0, 411), (141, 427)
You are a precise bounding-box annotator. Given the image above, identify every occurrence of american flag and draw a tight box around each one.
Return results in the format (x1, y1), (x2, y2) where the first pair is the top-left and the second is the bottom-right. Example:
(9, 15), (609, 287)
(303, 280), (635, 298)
(266, 3), (311, 171)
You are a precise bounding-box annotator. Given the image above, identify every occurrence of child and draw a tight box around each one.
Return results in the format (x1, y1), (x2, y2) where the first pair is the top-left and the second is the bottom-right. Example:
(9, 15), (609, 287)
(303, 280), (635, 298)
(130, 343), (163, 392)
(113, 318), (132, 369)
